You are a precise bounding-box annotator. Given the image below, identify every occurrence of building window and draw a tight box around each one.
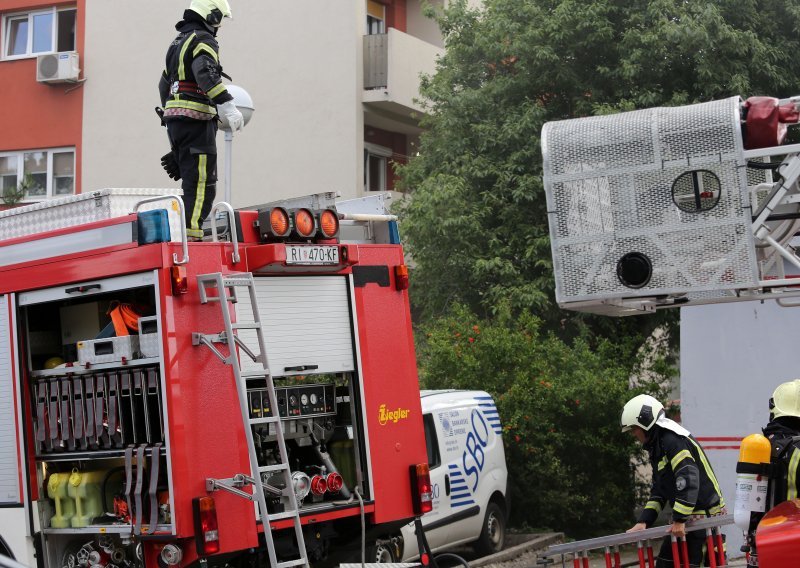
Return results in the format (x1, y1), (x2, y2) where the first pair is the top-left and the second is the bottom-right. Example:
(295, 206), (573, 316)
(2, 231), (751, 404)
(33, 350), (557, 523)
(0, 148), (75, 202)
(2, 7), (76, 59)
(365, 143), (392, 192)
(366, 0), (386, 34)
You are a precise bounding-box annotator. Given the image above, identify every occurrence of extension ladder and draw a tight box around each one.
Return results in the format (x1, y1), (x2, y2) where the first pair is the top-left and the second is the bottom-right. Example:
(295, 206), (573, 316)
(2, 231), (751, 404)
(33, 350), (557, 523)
(194, 272), (309, 568)
(540, 515), (732, 568)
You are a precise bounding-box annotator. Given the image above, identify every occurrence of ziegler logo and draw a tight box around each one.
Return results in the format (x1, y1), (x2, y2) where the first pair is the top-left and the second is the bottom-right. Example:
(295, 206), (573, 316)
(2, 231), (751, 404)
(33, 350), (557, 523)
(379, 404), (410, 425)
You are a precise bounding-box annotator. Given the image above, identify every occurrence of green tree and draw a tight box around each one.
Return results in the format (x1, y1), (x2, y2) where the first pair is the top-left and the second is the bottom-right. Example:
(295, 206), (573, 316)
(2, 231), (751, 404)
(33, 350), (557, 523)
(398, 0), (800, 534)
(399, 0), (800, 346)
(417, 304), (673, 536)
(1, 174), (33, 206)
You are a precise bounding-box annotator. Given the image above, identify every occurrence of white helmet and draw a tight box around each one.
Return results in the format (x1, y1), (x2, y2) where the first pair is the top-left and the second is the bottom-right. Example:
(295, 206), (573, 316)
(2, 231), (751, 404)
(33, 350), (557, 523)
(189, 0), (232, 27)
(771, 379), (800, 420)
(621, 394), (664, 432)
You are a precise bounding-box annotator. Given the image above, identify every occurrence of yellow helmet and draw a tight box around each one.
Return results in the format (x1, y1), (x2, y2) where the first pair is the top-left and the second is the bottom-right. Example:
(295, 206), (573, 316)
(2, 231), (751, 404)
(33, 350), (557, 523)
(189, 0), (232, 27)
(770, 379), (800, 420)
(621, 394), (664, 432)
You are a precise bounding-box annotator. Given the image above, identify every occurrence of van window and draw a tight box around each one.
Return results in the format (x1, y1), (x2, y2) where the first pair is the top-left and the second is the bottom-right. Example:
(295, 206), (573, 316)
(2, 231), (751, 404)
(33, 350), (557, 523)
(423, 413), (441, 469)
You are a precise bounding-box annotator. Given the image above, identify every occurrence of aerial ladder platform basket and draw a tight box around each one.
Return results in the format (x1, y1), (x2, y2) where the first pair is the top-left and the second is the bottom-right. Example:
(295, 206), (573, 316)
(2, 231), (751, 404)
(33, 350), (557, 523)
(542, 95), (800, 315)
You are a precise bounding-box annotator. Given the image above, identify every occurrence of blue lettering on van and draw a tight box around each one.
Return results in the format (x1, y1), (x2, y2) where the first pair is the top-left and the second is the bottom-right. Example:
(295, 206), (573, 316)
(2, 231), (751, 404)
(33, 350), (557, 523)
(476, 396), (503, 435)
(447, 464), (475, 507)
(463, 408), (490, 491)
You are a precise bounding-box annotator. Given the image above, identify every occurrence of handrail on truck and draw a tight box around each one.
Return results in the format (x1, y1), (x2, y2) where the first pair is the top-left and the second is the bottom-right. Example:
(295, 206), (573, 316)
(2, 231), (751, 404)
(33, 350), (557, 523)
(539, 514), (733, 568)
(209, 201), (241, 264)
(132, 195), (189, 265)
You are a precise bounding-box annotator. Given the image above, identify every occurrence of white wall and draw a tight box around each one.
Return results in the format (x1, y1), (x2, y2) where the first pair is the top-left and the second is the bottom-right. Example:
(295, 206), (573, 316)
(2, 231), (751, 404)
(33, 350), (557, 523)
(82, 0), (363, 208)
(681, 300), (800, 556)
(407, 0), (444, 48)
(384, 27), (442, 112)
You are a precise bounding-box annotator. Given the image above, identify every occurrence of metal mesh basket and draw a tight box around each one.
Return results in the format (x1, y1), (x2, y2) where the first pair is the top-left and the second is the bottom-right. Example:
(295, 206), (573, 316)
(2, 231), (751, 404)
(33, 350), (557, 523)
(542, 97), (759, 313)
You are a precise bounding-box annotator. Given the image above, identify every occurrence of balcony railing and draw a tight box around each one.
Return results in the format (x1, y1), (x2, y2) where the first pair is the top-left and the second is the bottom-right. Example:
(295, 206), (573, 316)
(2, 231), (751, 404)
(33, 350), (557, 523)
(364, 33), (388, 89)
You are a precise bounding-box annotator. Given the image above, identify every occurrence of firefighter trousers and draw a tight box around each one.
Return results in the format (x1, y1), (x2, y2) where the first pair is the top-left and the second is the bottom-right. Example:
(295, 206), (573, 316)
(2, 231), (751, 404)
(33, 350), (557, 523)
(166, 118), (218, 239)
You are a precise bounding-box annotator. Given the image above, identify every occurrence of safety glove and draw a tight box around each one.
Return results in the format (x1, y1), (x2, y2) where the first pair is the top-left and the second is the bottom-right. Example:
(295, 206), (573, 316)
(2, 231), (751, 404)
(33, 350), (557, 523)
(160, 150), (181, 181)
(217, 100), (244, 132)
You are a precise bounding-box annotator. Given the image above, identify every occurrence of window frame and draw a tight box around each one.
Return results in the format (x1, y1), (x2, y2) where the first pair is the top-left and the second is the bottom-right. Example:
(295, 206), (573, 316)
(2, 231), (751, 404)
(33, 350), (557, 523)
(2, 6), (77, 60)
(0, 147), (76, 201)
(423, 413), (441, 470)
(366, 0), (386, 35)
(364, 142), (392, 192)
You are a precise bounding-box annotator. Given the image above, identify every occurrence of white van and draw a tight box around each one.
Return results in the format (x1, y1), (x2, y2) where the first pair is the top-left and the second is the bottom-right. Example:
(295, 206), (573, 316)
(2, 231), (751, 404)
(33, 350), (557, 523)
(377, 390), (509, 562)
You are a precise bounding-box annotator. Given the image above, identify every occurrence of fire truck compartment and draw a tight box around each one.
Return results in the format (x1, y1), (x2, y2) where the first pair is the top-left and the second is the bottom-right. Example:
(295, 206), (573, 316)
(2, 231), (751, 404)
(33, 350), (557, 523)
(14, 271), (174, 568)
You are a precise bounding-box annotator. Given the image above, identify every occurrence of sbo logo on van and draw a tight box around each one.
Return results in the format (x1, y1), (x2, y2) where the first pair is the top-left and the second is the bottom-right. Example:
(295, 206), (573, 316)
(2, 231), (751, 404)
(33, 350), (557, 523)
(463, 408), (491, 491)
(379, 404), (410, 425)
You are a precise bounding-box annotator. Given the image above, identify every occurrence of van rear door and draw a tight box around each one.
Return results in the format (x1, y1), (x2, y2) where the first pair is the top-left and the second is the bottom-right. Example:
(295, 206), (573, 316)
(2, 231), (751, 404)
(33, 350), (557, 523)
(418, 412), (451, 553)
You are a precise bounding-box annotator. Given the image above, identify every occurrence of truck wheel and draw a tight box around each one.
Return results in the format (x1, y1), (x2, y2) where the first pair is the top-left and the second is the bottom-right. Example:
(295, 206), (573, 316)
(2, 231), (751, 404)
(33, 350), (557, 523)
(372, 540), (396, 563)
(474, 502), (505, 556)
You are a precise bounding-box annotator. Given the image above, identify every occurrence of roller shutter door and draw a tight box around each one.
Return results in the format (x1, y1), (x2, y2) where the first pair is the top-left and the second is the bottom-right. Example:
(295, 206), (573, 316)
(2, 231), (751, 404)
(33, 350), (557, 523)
(236, 276), (355, 377)
(0, 296), (20, 504)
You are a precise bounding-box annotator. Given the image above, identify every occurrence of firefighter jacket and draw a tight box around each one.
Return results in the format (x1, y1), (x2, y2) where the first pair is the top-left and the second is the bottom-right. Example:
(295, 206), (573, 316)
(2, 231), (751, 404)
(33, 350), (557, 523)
(763, 419), (800, 506)
(159, 13), (233, 120)
(638, 427), (726, 526)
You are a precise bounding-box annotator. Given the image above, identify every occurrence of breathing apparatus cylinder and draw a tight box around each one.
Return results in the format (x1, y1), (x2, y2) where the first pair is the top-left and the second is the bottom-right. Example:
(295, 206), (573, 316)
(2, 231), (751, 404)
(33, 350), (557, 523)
(734, 433), (772, 532)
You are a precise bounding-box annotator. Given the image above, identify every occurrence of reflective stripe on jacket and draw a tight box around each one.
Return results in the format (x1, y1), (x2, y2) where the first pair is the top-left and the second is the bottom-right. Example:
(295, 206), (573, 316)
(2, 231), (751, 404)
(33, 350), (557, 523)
(158, 20), (233, 119)
(638, 428), (725, 525)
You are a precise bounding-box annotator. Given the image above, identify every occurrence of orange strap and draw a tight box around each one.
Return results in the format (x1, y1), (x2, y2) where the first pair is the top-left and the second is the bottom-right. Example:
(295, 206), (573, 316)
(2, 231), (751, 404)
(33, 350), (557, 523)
(108, 303), (141, 336)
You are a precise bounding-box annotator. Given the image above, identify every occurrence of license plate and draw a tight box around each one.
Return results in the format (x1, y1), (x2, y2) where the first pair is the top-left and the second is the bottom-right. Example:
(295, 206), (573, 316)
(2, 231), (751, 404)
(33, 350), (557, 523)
(285, 245), (340, 265)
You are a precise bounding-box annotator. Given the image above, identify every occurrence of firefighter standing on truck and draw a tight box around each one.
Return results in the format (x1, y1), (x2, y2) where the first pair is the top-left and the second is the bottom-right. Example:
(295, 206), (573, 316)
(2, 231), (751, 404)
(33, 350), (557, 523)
(763, 379), (800, 507)
(622, 394), (726, 567)
(158, 0), (243, 240)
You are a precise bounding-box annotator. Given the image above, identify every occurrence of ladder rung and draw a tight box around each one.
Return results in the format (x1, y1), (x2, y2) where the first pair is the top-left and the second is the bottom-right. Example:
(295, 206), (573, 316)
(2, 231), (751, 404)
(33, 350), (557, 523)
(268, 510), (301, 522)
(276, 559), (307, 568)
(232, 322), (261, 330)
(222, 278), (254, 287)
(242, 370), (269, 379)
(250, 416), (280, 425)
(259, 464), (289, 473)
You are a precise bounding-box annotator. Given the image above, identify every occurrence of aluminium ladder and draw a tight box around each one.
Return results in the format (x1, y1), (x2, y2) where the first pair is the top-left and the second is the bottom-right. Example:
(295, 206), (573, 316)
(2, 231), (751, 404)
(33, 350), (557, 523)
(194, 272), (309, 568)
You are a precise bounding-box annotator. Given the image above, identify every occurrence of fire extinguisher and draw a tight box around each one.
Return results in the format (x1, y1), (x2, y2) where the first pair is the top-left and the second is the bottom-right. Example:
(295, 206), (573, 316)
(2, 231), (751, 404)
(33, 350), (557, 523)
(734, 433), (772, 566)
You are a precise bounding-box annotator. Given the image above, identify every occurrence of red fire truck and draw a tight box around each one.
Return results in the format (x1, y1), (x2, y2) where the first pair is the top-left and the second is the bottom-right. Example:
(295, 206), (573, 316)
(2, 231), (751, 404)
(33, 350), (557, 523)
(0, 190), (432, 568)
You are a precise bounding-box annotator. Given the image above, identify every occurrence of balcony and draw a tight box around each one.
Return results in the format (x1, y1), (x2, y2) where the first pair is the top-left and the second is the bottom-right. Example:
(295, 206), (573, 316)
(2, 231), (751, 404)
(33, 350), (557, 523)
(363, 28), (443, 130)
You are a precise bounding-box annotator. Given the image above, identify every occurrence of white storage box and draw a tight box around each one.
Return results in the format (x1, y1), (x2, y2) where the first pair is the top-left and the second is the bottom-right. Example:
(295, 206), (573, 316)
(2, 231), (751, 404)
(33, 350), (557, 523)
(0, 188), (183, 243)
(137, 316), (160, 359)
(77, 335), (140, 365)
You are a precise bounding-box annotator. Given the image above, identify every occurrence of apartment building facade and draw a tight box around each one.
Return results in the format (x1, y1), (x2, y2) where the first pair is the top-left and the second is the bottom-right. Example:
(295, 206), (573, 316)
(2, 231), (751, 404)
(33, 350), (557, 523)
(1, 0), (446, 209)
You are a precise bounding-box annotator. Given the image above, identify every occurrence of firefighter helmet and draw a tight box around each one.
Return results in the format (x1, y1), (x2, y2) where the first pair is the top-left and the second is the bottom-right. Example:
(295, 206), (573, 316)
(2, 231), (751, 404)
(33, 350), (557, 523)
(770, 379), (800, 420)
(189, 0), (232, 27)
(621, 394), (664, 432)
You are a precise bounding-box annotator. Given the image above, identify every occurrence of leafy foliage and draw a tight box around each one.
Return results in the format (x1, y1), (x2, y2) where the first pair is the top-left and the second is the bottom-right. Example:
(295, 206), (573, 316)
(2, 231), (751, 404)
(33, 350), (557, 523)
(1, 174), (33, 206)
(417, 304), (673, 537)
(397, 0), (800, 534)
(399, 0), (800, 346)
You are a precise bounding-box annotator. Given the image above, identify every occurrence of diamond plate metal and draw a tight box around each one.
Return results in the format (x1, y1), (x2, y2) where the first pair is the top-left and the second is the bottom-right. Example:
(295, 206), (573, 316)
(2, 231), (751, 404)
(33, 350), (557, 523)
(0, 188), (183, 242)
(542, 97), (759, 311)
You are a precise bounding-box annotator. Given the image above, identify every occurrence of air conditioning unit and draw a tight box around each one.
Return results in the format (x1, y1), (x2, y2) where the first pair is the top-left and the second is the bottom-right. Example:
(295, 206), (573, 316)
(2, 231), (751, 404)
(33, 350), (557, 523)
(36, 51), (80, 83)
